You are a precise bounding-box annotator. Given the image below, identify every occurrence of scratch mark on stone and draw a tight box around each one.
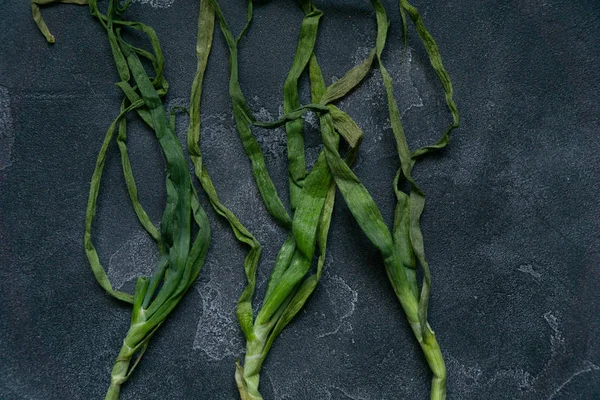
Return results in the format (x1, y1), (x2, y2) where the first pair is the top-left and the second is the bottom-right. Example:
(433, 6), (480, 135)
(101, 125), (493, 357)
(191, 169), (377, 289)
(377, 348), (397, 368)
(543, 311), (559, 334)
(0, 86), (15, 170)
(547, 361), (599, 399)
(17, 92), (80, 100)
(329, 385), (369, 400)
(107, 230), (158, 289)
(266, 371), (282, 400)
(517, 264), (542, 278)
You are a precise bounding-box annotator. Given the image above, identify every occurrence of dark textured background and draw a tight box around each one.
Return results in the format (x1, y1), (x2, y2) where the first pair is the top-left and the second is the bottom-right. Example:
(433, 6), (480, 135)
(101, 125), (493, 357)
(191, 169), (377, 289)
(1, 1), (599, 399)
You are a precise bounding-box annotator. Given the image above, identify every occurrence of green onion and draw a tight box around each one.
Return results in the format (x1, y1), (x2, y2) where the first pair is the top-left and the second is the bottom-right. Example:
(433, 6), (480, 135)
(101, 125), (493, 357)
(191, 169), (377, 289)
(33, 1), (459, 398)
(196, 1), (376, 398)
(33, 1), (213, 398)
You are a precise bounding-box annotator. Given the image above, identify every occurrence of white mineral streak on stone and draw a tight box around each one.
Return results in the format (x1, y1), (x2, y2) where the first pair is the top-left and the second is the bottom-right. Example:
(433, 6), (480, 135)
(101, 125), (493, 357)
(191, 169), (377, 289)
(202, 112), (230, 144)
(489, 368), (533, 389)
(547, 361), (599, 399)
(395, 50), (424, 114)
(445, 354), (484, 389)
(167, 97), (188, 111)
(265, 372), (281, 400)
(543, 311), (565, 354)
(262, 272), (364, 399)
(107, 231), (158, 289)
(0, 86), (15, 170)
(539, 311), (600, 398)
(248, 100), (287, 163)
(255, 125), (286, 162)
(443, 311), (579, 398)
(265, 371), (299, 400)
(254, 106), (274, 123)
(445, 354), (533, 397)
(317, 274), (358, 338)
(517, 264), (542, 279)
(302, 110), (319, 129)
(445, 354), (488, 399)
(132, 0), (174, 9)
(192, 262), (244, 361)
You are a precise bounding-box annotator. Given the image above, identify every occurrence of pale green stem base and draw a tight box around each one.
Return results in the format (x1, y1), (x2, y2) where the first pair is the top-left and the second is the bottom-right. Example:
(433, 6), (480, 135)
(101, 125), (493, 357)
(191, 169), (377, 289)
(236, 338), (265, 400)
(417, 326), (446, 400)
(402, 299), (447, 400)
(104, 342), (133, 400)
(236, 320), (277, 400)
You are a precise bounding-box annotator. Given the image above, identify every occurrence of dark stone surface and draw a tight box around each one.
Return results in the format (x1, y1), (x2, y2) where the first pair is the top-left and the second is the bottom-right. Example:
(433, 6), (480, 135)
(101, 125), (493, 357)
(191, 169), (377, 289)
(1, 0), (599, 399)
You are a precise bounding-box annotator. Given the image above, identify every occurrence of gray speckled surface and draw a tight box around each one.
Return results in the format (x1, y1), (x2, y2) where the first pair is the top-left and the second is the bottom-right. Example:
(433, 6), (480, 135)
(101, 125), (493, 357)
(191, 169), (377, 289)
(1, 1), (599, 399)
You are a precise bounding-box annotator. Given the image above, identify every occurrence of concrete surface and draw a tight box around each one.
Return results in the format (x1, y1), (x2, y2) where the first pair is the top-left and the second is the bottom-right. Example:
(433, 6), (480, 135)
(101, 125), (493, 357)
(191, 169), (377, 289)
(1, 0), (599, 399)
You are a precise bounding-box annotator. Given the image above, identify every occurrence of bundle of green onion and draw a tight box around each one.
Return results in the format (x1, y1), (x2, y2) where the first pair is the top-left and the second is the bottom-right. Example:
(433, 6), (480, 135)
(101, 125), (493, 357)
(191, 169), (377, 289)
(34, 1), (213, 398)
(32, 1), (458, 399)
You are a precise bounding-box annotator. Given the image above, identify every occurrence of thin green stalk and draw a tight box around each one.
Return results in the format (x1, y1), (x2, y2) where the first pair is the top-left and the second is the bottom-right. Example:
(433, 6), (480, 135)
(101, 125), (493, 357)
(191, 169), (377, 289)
(209, 0), (292, 228)
(376, 2), (459, 397)
(281, 2), (322, 212)
(31, 0), (88, 43)
(187, 0), (263, 351)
